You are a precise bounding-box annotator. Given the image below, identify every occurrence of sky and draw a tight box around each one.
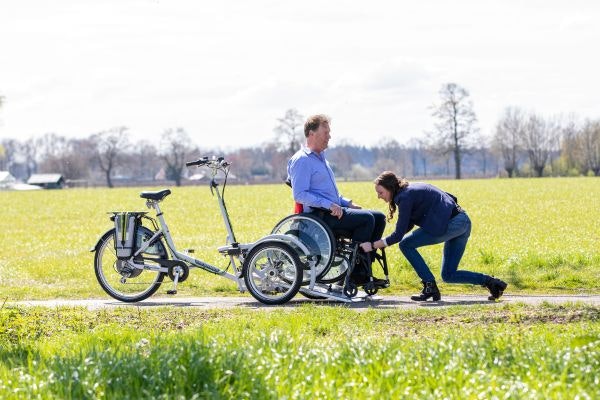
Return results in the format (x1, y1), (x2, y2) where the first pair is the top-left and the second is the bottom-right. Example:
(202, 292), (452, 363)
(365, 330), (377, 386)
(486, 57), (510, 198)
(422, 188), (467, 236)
(1, 0), (599, 150)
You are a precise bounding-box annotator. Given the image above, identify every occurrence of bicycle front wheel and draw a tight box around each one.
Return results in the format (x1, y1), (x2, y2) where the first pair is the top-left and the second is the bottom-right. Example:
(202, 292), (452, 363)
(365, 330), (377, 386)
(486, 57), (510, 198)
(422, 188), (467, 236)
(94, 227), (167, 302)
(243, 241), (302, 305)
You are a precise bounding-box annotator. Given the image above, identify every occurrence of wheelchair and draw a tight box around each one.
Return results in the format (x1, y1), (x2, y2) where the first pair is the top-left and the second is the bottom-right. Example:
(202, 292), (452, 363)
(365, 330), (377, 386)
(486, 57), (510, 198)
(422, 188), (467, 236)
(272, 208), (390, 300)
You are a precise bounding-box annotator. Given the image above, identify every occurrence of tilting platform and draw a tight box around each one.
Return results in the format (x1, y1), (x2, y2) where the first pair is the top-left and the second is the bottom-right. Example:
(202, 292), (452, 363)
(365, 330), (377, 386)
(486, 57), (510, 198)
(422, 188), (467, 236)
(299, 284), (381, 303)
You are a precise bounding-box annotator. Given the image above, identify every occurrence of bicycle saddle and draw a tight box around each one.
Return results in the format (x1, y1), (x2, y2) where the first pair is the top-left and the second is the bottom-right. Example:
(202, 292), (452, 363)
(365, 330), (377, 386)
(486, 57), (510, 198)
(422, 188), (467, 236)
(140, 189), (171, 201)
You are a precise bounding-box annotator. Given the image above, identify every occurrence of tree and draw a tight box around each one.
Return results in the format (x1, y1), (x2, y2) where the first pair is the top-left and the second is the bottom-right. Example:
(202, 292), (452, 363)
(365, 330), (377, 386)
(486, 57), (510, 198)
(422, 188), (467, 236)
(472, 133), (493, 177)
(160, 128), (194, 186)
(373, 138), (403, 173)
(520, 113), (558, 177)
(0, 139), (19, 174)
(580, 119), (600, 176)
(559, 116), (583, 174)
(274, 108), (304, 156)
(92, 127), (129, 188)
(22, 138), (38, 179)
(408, 138), (432, 177)
(430, 83), (478, 179)
(126, 141), (160, 181)
(328, 139), (355, 181)
(493, 107), (525, 177)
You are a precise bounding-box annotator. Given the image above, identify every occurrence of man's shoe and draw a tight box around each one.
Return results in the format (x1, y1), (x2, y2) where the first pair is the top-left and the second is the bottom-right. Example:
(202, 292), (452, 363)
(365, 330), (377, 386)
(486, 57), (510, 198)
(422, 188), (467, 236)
(484, 277), (508, 300)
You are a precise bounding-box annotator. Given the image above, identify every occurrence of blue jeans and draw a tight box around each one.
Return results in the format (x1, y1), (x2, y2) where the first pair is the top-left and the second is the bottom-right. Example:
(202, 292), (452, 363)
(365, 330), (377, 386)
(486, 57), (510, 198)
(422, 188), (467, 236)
(398, 212), (488, 285)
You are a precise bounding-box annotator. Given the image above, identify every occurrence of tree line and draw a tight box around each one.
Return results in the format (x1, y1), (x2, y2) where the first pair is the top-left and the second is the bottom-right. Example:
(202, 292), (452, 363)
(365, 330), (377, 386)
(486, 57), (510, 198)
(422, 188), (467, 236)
(1, 83), (599, 188)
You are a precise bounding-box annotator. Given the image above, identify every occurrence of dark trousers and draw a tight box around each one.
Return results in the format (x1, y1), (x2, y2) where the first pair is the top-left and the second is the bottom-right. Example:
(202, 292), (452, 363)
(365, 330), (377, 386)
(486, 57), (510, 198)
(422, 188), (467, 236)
(319, 208), (386, 244)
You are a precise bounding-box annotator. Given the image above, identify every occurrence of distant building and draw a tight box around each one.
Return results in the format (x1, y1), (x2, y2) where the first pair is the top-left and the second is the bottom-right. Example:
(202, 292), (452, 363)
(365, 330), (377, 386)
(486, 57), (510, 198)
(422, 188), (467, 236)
(0, 171), (17, 189)
(27, 174), (65, 189)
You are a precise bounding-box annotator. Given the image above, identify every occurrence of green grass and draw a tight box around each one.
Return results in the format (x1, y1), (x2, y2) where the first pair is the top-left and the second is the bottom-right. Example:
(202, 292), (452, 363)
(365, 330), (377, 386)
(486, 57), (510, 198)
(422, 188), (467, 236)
(1, 177), (599, 300)
(1, 303), (599, 399)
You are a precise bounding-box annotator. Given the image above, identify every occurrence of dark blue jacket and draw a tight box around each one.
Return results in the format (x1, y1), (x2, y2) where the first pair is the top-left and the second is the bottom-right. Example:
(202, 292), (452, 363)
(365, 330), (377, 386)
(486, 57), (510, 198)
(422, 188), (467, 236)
(383, 182), (457, 246)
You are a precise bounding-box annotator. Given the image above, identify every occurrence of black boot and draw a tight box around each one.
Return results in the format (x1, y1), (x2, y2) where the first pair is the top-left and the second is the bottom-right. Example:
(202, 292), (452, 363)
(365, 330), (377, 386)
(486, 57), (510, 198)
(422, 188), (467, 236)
(484, 276), (508, 300)
(410, 281), (441, 301)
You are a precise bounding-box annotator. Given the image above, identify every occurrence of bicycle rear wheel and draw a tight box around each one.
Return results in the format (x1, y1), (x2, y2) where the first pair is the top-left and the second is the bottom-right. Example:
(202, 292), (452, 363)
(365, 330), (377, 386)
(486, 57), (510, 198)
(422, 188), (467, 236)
(94, 227), (167, 302)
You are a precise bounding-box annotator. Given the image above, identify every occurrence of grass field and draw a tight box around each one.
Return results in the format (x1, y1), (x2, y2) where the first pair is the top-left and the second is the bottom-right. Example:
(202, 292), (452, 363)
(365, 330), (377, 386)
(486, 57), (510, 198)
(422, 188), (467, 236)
(1, 303), (599, 399)
(1, 177), (599, 300)
(1, 177), (599, 399)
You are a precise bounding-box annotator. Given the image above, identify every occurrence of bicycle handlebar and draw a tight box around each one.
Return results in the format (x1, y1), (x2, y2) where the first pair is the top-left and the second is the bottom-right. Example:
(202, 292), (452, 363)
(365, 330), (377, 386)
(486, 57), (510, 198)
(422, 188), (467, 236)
(185, 156), (230, 168)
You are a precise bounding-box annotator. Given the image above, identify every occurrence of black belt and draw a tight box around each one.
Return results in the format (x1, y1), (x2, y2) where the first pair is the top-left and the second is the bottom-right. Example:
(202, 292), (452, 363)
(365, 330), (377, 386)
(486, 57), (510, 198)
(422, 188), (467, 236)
(451, 204), (464, 218)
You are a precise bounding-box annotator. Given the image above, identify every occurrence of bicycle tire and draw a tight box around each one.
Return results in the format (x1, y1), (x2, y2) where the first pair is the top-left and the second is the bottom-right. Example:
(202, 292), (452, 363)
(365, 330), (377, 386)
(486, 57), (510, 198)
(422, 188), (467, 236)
(242, 241), (303, 305)
(94, 227), (167, 302)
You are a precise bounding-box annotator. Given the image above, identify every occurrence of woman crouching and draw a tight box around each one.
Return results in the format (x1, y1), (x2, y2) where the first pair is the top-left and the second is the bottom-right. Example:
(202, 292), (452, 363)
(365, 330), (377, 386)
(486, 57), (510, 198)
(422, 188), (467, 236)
(360, 171), (507, 301)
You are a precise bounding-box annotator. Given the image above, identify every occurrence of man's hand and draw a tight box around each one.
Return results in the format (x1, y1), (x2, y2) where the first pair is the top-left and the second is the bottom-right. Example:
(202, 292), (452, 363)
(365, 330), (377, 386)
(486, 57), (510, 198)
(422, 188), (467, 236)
(329, 203), (343, 219)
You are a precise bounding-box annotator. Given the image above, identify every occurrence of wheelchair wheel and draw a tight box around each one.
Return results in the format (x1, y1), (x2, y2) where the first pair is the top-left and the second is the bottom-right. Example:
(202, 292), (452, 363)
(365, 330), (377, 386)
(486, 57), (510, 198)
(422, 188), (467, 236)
(364, 284), (379, 296)
(94, 226), (167, 302)
(343, 282), (358, 298)
(242, 241), (303, 305)
(271, 213), (335, 284)
(317, 254), (349, 284)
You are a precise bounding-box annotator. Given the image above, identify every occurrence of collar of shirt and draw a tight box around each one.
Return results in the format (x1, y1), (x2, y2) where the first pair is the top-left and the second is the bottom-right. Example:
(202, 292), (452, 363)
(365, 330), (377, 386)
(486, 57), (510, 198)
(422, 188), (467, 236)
(302, 146), (326, 161)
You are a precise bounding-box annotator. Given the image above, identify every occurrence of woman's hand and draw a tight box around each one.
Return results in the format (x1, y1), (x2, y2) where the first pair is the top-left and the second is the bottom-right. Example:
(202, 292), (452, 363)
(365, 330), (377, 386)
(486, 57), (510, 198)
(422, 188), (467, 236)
(348, 200), (362, 209)
(359, 242), (373, 252)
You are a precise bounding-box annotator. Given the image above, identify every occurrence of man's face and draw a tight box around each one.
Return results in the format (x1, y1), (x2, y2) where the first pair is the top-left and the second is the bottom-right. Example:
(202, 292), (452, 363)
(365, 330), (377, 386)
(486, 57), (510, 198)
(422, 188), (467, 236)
(310, 121), (331, 152)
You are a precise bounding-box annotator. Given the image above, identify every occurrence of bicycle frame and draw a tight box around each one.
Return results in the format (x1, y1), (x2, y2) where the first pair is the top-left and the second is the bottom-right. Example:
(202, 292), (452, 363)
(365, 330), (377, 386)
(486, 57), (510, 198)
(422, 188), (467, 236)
(93, 155), (345, 304)
(128, 156), (310, 294)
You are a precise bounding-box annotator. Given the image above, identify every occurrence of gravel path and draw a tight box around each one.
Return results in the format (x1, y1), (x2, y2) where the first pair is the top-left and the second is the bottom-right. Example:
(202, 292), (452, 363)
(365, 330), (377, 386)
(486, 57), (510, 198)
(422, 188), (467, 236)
(7, 294), (600, 310)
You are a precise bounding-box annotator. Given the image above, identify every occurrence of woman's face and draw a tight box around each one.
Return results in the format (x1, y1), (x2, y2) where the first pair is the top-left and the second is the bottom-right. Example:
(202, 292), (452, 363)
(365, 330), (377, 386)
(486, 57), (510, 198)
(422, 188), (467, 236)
(375, 184), (392, 203)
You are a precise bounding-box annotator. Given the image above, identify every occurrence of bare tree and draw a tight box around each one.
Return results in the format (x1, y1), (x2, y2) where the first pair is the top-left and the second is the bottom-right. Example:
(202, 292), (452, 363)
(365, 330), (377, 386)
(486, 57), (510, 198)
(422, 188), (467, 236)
(329, 139), (356, 181)
(22, 138), (38, 179)
(560, 116), (583, 174)
(0, 144), (5, 171)
(408, 138), (432, 177)
(126, 141), (160, 181)
(274, 108), (304, 156)
(471, 133), (493, 177)
(580, 119), (600, 176)
(160, 128), (194, 186)
(263, 141), (289, 181)
(430, 83), (478, 179)
(493, 107), (525, 177)
(520, 113), (559, 177)
(92, 127), (129, 188)
(0, 138), (18, 172)
(371, 138), (401, 173)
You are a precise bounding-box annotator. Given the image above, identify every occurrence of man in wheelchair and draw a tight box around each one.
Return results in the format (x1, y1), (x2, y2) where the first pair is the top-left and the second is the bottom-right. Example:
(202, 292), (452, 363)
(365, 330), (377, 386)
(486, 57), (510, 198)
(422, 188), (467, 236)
(287, 114), (388, 289)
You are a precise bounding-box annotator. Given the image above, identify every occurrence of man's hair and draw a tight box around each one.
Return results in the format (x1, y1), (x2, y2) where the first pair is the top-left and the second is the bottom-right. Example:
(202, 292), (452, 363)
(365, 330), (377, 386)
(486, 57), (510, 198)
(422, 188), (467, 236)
(304, 114), (330, 137)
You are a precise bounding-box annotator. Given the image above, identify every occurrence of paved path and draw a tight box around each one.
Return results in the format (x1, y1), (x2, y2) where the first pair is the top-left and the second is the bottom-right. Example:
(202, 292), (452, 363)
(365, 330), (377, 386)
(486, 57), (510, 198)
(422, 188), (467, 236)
(7, 294), (600, 310)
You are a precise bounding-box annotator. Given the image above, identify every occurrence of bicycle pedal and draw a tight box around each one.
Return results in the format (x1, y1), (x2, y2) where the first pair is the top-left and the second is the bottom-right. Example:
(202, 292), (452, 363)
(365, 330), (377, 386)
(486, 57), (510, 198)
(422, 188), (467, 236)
(166, 290), (178, 295)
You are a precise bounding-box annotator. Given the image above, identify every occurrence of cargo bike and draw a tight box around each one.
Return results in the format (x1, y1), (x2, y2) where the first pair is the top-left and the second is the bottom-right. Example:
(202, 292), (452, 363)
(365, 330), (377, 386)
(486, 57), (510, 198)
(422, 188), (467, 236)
(91, 156), (389, 305)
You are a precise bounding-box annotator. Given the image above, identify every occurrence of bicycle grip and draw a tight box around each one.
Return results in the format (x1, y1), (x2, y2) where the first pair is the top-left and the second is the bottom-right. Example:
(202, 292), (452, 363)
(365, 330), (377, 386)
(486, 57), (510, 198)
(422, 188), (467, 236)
(186, 157), (209, 167)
